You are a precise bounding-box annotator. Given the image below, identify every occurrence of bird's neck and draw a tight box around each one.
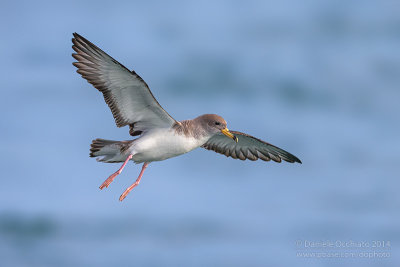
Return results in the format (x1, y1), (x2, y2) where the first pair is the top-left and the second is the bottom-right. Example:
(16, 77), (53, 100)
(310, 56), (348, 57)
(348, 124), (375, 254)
(172, 120), (208, 139)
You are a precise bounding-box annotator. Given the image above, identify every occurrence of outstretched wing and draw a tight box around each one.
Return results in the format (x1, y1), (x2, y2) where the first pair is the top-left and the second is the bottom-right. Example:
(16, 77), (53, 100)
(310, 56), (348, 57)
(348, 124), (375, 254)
(72, 33), (177, 135)
(201, 131), (301, 163)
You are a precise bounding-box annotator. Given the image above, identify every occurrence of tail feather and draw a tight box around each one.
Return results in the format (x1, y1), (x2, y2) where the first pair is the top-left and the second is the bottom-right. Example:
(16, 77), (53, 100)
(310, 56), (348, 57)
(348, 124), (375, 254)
(90, 138), (133, 162)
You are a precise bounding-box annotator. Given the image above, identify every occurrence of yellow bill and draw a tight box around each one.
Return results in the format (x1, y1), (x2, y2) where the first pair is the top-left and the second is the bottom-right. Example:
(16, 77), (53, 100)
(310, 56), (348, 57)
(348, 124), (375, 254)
(221, 128), (238, 143)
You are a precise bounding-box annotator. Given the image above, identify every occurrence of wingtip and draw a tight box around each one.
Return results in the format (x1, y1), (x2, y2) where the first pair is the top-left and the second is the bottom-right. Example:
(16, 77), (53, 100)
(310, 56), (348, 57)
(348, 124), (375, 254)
(284, 152), (301, 164)
(72, 32), (84, 43)
(71, 33), (80, 49)
(293, 156), (302, 164)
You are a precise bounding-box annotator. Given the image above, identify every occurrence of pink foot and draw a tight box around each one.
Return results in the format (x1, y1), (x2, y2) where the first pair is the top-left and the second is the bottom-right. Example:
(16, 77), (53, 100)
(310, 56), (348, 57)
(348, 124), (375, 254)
(99, 172), (118, 190)
(119, 162), (149, 201)
(99, 154), (132, 190)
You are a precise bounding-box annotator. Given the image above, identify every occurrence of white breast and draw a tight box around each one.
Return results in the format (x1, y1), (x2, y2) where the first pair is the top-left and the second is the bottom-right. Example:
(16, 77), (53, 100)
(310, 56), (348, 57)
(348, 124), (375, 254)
(129, 128), (208, 163)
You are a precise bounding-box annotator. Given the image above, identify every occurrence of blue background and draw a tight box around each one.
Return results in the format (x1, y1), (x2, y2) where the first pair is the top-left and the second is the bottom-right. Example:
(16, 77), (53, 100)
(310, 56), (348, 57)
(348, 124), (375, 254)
(1, 0), (399, 266)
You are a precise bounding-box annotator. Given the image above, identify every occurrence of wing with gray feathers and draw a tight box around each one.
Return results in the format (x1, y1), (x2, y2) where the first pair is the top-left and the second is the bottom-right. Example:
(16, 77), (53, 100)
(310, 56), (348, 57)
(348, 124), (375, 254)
(72, 33), (177, 135)
(201, 131), (301, 163)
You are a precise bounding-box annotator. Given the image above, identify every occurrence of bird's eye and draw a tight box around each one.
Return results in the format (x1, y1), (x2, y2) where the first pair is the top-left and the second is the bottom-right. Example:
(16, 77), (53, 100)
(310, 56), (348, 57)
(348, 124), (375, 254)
(215, 122), (221, 126)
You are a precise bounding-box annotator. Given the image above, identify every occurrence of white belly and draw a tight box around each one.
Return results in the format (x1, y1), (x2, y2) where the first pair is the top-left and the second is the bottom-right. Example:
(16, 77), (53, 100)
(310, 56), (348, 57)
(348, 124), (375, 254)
(129, 129), (208, 163)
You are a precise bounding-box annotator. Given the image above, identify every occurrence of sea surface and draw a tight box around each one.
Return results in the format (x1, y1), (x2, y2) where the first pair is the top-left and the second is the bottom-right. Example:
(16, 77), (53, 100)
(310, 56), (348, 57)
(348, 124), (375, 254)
(1, 1), (399, 266)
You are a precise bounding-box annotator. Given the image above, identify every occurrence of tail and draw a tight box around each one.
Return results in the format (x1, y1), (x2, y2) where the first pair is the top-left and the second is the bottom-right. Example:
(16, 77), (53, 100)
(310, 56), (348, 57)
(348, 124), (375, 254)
(90, 138), (133, 163)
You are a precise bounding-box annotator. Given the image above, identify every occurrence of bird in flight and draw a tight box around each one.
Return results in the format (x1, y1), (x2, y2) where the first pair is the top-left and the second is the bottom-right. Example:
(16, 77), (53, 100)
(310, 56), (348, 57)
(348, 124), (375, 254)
(72, 33), (301, 201)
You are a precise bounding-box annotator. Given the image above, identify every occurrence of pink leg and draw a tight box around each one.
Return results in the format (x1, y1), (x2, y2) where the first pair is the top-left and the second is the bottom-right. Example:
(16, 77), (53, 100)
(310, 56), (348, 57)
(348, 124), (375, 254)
(119, 162), (149, 201)
(99, 154), (133, 190)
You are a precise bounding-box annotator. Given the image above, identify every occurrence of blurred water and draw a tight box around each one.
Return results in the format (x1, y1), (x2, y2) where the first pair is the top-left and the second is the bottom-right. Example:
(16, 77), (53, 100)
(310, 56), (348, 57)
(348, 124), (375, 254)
(1, 0), (399, 266)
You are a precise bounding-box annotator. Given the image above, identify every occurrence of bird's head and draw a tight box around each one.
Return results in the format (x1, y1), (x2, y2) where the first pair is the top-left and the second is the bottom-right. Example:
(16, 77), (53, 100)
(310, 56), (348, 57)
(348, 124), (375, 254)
(195, 114), (238, 142)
